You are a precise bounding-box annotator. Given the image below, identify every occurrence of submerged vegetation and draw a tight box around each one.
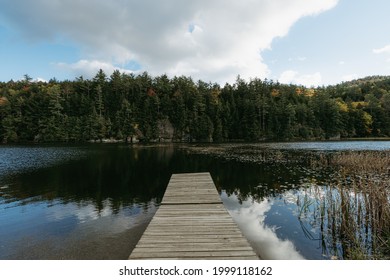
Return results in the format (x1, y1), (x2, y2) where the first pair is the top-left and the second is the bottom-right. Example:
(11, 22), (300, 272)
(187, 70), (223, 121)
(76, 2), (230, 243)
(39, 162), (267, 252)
(1, 72), (390, 143)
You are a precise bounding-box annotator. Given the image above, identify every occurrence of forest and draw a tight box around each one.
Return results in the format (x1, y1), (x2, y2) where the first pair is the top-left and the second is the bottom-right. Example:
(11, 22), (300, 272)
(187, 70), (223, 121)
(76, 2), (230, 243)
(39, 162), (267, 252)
(1, 70), (390, 143)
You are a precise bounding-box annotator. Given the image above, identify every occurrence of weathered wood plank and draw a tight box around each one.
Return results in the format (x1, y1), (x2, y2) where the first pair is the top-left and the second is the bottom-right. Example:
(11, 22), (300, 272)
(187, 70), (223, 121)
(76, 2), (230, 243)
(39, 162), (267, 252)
(161, 173), (222, 205)
(133, 256), (257, 260)
(130, 250), (257, 258)
(135, 242), (253, 248)
(129, 172), (259, 260)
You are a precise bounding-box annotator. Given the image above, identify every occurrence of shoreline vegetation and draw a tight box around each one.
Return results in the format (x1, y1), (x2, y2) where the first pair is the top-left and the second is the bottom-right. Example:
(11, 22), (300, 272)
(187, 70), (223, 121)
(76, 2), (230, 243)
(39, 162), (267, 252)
(307, 151), (390, 259)
(1, 137), (390, 146)
(1, 71), (390, 144)
(185, 144), (390, 259)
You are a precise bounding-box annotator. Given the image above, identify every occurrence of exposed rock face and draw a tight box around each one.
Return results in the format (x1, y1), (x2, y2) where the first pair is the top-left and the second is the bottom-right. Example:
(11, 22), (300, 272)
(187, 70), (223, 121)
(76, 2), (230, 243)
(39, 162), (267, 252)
(157, 118), (174, 142)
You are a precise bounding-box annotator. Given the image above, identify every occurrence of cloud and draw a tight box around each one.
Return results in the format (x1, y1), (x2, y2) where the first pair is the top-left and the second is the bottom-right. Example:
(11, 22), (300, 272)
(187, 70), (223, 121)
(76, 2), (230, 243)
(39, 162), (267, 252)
(56, 60), (134, 79)
(341, 74), (358, 82)
(0, 0), (338, 83)
(34, 77), (48, 83)
(373, 44), (390, 54)
(279, 70), (322, 87)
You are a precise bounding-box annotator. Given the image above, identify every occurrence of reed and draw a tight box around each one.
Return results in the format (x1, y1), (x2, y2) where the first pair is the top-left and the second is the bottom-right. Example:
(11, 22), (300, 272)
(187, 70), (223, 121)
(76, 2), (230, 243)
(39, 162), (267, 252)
(300, 151), (390, 259)
(331, 151), (390, 175)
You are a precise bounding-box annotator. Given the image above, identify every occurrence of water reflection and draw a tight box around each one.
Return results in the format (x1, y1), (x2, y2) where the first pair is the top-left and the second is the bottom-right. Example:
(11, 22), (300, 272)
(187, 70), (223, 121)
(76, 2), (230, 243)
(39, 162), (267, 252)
(224, 141), (390, 151)
(0, 145), (173, 207)
(45, 199), (158, 234)
(222, 192), (305, 260)
(0, 146), (86, 176)
(1, 142), (390, 259)
(0, 198), (157, 259)
(0, 145), (172, 259)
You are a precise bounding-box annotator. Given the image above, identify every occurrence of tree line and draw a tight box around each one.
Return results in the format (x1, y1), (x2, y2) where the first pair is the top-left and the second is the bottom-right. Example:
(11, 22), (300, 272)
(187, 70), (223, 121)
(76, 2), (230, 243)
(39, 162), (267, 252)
(1, 71), (390, 143)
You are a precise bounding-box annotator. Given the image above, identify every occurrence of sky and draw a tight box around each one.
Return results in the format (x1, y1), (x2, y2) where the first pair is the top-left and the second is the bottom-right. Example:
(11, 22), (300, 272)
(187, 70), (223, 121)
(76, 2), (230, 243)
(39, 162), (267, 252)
(0, 0), (389, 87)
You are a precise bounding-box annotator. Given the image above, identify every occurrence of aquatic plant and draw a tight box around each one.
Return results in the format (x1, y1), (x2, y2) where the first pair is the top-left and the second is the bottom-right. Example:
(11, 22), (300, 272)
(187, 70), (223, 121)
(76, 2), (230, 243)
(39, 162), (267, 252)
(299, 151), (390, 259)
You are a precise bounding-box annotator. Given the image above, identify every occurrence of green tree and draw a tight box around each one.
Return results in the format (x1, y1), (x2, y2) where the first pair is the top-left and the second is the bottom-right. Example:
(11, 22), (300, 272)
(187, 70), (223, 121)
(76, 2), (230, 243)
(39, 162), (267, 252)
(311, 92), (342, 139)
(116, 98), (135, 142)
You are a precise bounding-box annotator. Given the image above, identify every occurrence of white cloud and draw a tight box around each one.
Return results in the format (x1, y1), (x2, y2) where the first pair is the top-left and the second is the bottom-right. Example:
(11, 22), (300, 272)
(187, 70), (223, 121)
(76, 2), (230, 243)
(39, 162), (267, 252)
(56, 60), (134, 79)
(0, 0), (339, 83)
(34, 77), (48, 83)
(373, 44), (390, 54)
(279, 70), (322, 87)
(341, 74), (358, 82)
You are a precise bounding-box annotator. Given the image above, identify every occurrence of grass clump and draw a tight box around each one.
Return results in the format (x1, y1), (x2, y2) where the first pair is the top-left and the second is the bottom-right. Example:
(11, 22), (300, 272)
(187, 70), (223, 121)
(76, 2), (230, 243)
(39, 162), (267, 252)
(301, 151), (390, 259)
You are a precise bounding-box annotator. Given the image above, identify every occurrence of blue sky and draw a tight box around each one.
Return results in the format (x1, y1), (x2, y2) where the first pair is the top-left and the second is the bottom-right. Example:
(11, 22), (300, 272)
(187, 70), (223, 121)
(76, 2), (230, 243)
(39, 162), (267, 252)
(263, 0), (390, 86)
(0, 0), (389, 86)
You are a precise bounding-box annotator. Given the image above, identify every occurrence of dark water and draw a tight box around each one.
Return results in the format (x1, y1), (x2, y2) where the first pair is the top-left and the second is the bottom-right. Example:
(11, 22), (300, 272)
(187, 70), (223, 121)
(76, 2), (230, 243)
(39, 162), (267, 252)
(1, 141), (389, 260)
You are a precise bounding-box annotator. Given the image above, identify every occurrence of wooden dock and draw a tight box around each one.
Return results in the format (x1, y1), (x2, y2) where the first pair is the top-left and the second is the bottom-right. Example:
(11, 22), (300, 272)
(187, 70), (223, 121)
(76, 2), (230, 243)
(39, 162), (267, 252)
(129, 172), (259, 260)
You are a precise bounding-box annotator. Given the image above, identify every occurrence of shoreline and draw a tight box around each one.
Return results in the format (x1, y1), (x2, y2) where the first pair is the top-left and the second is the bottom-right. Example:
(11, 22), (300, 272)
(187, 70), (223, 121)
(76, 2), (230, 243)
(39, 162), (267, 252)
(2, 137), (390, 146)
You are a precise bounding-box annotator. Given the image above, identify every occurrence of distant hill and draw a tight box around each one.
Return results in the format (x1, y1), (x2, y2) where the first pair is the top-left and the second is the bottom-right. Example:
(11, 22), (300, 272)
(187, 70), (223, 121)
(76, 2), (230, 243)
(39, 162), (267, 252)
(340, 75), (390, 88)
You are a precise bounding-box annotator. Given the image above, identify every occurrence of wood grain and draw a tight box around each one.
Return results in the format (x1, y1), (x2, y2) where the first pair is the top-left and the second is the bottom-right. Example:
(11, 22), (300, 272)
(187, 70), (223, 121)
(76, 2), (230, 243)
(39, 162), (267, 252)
(128, 172), (259, 260)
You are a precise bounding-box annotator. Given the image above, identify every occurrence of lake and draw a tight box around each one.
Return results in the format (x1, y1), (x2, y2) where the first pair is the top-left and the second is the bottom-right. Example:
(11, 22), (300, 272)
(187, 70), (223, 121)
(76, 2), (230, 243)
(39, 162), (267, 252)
(1, 141), (390, 260)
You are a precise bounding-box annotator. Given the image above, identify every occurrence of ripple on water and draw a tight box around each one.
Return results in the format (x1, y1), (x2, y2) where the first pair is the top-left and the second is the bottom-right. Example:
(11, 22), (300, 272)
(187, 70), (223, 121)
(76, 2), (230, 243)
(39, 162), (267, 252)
(0, 146), (85, 178)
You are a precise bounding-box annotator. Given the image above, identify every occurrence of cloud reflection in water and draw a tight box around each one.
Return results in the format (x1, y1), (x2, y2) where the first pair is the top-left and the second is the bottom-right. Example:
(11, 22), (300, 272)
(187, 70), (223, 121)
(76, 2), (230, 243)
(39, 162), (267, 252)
(222, 192), (305, 260)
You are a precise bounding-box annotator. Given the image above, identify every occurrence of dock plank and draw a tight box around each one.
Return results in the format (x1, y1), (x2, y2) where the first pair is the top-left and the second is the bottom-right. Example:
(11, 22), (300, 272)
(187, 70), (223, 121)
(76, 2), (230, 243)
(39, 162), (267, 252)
(128, 172), (258, 260)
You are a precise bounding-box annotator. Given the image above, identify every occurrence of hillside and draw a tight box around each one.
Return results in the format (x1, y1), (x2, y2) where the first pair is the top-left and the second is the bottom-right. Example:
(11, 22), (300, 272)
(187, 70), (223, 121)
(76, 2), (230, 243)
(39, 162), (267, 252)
(1, 72), (390, 143)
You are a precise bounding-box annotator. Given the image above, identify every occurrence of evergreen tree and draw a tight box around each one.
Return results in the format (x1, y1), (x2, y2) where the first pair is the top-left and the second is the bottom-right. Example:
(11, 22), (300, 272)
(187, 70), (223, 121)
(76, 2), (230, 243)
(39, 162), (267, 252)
(1, 72), (390, 143)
